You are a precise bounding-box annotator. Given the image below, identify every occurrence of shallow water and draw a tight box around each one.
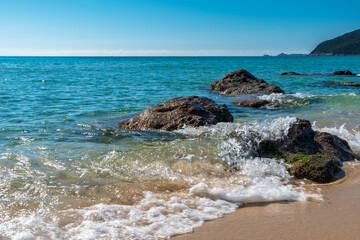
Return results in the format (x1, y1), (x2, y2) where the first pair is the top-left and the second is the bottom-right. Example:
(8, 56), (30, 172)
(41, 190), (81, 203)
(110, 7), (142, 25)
(0, 56), (360, 239)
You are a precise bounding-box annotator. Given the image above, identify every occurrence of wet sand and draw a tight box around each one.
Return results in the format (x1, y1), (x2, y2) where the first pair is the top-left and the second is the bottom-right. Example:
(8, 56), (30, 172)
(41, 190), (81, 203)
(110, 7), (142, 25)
(173, 162), (360, 240)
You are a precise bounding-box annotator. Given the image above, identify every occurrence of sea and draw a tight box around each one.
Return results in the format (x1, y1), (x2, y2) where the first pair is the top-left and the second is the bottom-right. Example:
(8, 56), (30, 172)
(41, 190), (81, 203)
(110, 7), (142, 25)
(0, 56), (360, 239)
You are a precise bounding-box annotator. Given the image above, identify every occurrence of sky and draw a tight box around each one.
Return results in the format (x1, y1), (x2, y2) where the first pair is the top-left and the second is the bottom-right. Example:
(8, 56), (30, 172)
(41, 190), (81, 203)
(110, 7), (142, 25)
(0, 0), (359, 56)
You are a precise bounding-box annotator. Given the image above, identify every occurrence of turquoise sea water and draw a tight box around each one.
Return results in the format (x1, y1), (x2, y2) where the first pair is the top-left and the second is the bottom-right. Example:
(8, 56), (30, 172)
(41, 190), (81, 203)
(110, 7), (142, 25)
(1, 56), (360, 239)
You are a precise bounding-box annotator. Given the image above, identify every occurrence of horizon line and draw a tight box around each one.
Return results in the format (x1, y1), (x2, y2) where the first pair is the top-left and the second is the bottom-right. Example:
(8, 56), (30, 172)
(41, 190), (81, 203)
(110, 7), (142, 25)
(0, 49), (309, 57)
(0, 53), (309, 58)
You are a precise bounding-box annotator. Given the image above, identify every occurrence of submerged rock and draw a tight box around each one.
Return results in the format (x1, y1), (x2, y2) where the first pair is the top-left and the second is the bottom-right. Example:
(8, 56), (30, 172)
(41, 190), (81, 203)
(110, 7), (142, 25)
(322, 81), (360, 86)
(280, 72), (300, 75)
(120, 96), (233, 131)
(280, 70), (356, 76)
(210, 69), (284, 94)
(232, 99), (270, 108)
(332, 70), (355, 75)
(257, 119), (357, 183)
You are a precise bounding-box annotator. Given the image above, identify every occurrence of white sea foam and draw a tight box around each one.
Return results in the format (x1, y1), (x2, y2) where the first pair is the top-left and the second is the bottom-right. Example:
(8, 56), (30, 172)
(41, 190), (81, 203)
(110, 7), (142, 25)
(0, 177), (310, 240)
(0, 117), (320, 240)
(257, 92), (359, 109)
(327, 92), (359, 97)
(257, 93), (316, 109)
(218, 117), (296, 166)
(0, 192), (238, 240)
(313, 123), (360, 154)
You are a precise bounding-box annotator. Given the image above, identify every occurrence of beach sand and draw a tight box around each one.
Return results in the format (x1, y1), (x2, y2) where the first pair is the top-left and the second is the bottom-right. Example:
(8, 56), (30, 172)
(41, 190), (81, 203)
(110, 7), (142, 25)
(173, 162), (360, 240)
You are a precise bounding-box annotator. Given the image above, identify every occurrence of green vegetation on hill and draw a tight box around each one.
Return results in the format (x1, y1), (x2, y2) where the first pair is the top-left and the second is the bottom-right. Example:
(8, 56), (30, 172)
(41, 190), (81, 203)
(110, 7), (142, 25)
(310, 29), (360, 55)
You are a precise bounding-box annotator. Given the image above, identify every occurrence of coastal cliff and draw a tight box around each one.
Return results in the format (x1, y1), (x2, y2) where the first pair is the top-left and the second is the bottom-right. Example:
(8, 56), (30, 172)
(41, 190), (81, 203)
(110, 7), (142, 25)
(310, 29), (360, 56)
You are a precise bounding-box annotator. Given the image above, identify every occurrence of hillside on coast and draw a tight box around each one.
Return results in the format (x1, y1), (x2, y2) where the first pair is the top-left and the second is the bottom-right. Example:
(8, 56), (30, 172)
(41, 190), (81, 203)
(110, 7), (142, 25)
(310, 29), (360, 56)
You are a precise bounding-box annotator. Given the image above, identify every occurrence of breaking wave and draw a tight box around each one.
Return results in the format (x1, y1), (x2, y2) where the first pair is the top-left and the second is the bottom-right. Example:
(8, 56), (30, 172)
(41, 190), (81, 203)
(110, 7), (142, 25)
(257, 93), (316, 109)
(0, 117), (322, 240)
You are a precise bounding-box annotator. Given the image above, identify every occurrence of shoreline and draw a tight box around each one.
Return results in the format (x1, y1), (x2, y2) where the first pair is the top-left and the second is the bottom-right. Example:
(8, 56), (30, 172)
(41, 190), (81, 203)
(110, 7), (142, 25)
(172, 162), (360, 240)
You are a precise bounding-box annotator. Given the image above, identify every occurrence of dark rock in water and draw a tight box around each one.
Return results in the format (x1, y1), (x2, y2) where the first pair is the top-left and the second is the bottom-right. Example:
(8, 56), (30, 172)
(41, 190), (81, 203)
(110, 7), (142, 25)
(258, 119), (320, 157)
(280, 72), (300, 75)
(257, 118), (357, 183)
(222, 69), (261, 83)
(280, 70), (357, 76)
(314, 132), (357, 162)
(323, 81), (360, 86)
(209, 69), (284, 94)
(332, 70), (355, 75)
(120, 96), (233, 131)
(277, 119), (320, 155)
(287, 154), (344, 183)
(232, 99), (270, 108)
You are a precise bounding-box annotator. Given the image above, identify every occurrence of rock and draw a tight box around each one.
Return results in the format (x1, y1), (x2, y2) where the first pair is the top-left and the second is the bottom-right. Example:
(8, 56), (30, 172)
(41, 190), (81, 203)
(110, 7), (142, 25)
(287, 154), (344, 183)
(278, 119), (320, 154)
(280, 72), (300, 75)
(222, 69), (261, 83)
(332, 70), (355, 75)
(279, 70), (357, 76)
(314, 132), (357, 162)
(120, 96), (234, 131)
(257, 118), (357, 183)
(210, 69), (284, 94)
(232, 99), (270, 108)
(322, 81), (360, 86)
(258, 119), (320, 157)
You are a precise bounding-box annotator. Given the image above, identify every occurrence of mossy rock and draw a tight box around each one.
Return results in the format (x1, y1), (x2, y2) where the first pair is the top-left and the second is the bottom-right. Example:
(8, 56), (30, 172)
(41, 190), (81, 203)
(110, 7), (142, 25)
(286, 154), (344, 183)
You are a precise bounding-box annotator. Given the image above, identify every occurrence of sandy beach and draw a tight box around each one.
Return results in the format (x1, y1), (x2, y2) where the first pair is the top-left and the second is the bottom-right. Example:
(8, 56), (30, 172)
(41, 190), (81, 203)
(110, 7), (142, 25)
(173, 162), (360, 240)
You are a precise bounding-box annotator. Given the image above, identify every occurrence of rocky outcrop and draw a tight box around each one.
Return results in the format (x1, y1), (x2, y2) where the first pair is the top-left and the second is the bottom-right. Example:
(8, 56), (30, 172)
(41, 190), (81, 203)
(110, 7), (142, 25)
(257, 119), (357, 183)
(210, 69), (284, 94)
(323, 81), (360, 86)
(120, 96), (233, 131)
(232, 99), (270, 108)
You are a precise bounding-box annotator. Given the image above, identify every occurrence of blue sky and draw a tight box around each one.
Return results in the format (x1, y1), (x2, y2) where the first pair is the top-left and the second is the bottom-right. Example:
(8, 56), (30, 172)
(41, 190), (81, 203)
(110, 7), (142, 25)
(0, 0), (359, 56)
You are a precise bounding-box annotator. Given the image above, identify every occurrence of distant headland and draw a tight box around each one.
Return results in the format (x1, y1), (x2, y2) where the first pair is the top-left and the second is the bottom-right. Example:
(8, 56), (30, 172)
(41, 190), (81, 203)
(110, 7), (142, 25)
(264, 29), (360, 57)
(310, 29), (360, 56)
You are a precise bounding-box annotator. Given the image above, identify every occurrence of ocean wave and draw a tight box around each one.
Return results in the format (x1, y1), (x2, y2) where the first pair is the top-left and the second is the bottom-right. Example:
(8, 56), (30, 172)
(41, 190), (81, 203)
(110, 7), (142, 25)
(257, 93), (317, 109)
(326, 92), (358, 97)
(255, 92), (359, 109)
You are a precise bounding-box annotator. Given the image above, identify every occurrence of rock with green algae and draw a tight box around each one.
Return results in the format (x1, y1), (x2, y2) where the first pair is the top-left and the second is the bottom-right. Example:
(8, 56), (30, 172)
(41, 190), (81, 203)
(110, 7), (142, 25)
(286, 154), (344, 183)
(256, 119), (357, 183)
